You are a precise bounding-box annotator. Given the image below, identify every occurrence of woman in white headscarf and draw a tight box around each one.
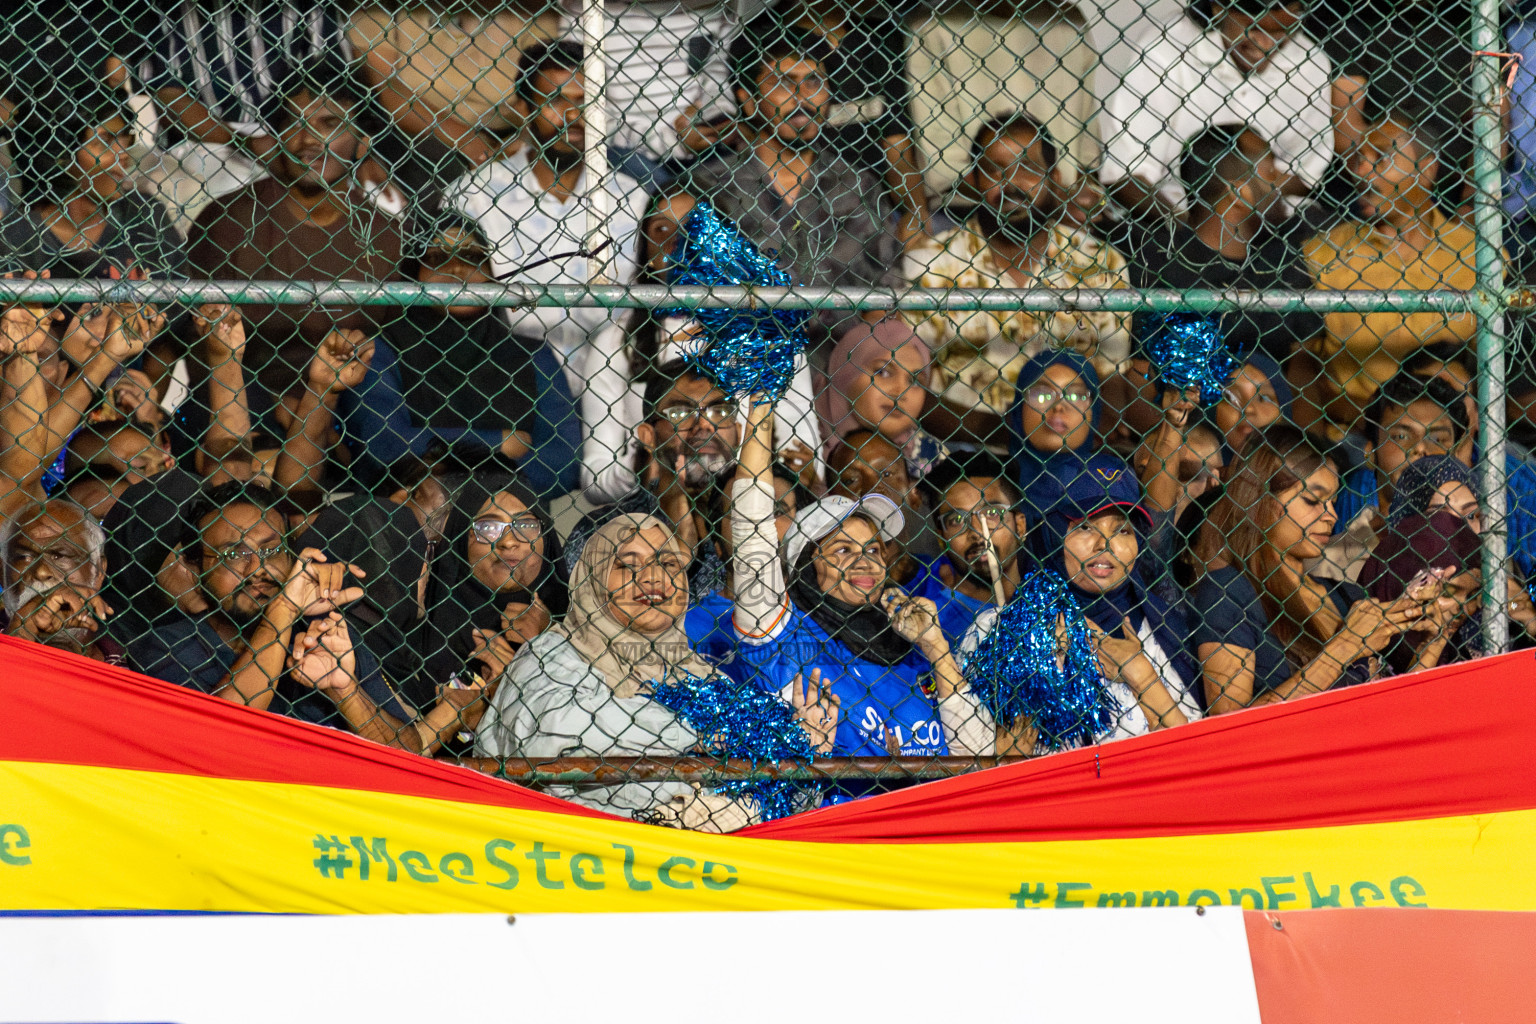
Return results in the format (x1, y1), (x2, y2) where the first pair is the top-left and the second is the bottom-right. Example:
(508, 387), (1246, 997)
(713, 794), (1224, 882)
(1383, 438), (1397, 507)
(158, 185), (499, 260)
(474, 512), (837, 831)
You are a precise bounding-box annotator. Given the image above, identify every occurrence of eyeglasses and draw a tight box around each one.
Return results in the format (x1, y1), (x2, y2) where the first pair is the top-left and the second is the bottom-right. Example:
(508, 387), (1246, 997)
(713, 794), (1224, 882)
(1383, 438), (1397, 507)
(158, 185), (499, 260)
(938, 507), (1011, 532)
(471, 518), (544, 544)
(1023, 388), (1093, 409)
(759, 71), (828, 94)
(207, 545), (286, 567)
(657, 401), (738, 425)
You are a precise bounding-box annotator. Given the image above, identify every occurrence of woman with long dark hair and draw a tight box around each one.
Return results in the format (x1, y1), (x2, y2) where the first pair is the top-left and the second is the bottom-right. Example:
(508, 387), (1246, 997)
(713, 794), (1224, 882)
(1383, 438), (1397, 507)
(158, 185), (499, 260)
(1189, 423), (1429, 713)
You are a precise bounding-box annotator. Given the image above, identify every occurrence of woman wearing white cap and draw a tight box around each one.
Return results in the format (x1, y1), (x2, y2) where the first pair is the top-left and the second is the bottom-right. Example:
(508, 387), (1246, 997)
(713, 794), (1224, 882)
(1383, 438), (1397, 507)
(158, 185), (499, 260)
(727, 397), (994, 763)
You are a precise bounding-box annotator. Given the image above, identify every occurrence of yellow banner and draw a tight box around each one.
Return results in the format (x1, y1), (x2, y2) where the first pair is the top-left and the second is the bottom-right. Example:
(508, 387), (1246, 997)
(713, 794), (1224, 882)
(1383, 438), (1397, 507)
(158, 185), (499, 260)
(5, 762), (1532, 914)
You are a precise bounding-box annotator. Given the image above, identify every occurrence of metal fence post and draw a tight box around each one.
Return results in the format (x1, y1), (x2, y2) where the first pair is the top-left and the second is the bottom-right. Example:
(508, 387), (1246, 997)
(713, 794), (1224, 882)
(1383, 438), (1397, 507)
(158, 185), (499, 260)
(1471, 0), (1511, 654)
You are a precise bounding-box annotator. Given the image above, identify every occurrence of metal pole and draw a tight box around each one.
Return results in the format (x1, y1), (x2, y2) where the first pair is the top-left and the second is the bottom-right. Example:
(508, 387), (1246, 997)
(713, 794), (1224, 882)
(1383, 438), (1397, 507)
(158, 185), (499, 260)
(1471, 3), (1511, 654)
(457, 755), (1033, 784)
(580, 0), (613, 286)
(0, 279), (1487, 313)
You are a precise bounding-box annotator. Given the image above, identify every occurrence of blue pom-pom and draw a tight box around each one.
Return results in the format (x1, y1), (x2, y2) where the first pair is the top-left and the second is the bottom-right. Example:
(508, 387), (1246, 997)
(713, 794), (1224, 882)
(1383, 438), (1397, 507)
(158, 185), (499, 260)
(1143, 313), (1241, 404)
(661, 203), (811, 402)
(648, 668), (821, 822)
(961, 570), (1115, 750)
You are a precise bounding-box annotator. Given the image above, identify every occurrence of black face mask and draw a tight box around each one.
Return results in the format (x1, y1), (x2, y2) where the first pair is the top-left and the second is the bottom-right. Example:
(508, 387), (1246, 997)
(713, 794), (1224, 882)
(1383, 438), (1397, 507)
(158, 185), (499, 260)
(788, 550), (912, 667)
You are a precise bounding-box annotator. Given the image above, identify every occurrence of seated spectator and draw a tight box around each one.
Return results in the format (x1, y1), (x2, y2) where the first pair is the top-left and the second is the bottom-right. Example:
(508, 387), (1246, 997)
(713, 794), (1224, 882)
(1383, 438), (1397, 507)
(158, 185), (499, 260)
(656, 32), (903, 344)
(581, 311), (822, 503)
(1358, 511), (1487, 674)
(1405, 347), (1536, 550)
(1096, 0), (1335, 220)
(1128, 124), (1323, 363)
(1211, 353), (1293, 461)
(745, 2), (928, 241)
(817, 318), (936, 465)
(1, 499), (120, 663)
(474, 512), (838, 829)
(1031, 472), (1202, 729)
(1299, 109), (1477, 429)
(1325, 373), (1511, 582)
(1389, 455), (1482, 534)
(828, 429), (938, 570)
(419, 478), (569, 711)
(1007, 350), (1135, 524)
(129, 481), (459, 749)
(3, 81), (184, 281)
(176, 55), (403, 421)
(446, 42), (649, 393)
(345, 212), (580, 496)
(1189, 424), (1427, 713)
(1133, 329), (1292, 529)
(729, 396), (994, 762)
(348, 1), (559, 186)
(94, 467), (205, 645)
(906, 112), (1132, 393)
(137, 0), (364, 229)
(565, 361), (742, 599)
(922, 456), (1030, 647)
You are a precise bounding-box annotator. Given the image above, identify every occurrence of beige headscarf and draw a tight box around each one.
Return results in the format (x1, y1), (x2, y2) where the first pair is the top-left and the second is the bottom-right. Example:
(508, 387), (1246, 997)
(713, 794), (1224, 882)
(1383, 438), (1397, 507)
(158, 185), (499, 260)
(551, 513), (714, 699)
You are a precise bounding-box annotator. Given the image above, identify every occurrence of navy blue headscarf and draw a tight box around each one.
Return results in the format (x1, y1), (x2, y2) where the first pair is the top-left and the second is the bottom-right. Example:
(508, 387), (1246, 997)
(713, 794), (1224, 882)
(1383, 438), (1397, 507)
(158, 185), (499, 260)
(1213, 352), (1294, 465)
(1007, 350), (1132, 522)
(1030, 499), (1202, 701)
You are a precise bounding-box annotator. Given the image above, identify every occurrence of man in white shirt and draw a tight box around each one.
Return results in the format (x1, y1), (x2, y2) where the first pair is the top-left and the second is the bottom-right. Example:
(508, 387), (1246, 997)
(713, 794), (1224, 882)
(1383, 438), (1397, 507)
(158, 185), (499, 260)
(1096, 0), (1335, 218)
(446, 40), (650, 395)
(562, 0), (767, 188)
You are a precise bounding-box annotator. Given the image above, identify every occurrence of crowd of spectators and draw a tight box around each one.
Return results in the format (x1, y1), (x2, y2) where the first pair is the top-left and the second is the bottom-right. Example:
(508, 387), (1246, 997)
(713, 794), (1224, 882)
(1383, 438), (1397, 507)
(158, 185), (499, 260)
(2, 0), (1535, 831)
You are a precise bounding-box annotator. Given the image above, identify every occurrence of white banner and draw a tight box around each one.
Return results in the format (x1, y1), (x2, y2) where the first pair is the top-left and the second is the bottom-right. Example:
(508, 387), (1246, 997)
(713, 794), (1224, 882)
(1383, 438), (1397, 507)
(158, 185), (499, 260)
(0, 908), (1260, 1023)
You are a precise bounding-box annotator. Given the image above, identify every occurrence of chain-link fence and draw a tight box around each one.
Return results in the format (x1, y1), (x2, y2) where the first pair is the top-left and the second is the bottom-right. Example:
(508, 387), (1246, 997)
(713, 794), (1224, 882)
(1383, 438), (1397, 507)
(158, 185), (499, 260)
(0, 0), (1525, 831)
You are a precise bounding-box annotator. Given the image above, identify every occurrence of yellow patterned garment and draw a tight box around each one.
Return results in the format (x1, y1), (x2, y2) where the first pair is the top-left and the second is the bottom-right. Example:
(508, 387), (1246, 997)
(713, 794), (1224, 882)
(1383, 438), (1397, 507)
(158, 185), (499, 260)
(904, 222), (1132, 413)
(1302, 209), (1479, 410)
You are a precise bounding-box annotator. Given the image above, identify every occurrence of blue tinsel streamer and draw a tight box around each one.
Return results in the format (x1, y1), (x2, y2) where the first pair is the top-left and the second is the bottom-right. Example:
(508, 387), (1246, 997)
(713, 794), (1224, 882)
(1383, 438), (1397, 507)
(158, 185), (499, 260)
(1142, 312), (1241, 404)
(961, 569), (1115, 750)
(648, 669), (820, 822)
(660, 203), (811, 402)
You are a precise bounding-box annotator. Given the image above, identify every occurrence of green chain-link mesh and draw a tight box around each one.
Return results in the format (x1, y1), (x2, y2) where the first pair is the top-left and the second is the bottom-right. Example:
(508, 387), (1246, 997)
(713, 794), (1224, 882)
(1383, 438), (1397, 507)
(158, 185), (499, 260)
(0, 0), (1521, 831)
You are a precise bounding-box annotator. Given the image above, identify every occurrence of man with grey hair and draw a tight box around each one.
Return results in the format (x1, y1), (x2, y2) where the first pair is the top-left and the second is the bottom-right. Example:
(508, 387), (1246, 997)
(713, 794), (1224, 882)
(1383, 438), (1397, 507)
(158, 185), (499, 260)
(2, 499), (121, 664)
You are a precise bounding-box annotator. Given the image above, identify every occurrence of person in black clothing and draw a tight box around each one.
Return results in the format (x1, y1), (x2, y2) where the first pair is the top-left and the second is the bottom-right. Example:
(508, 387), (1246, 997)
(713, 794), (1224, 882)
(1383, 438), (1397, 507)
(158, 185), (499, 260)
(128, 481), (481, 750)
(1187, 423), (1432, 714)
(345, 212), (580, 497)
(417, 476), (569, 705)
(1128, 124), (1324, 363)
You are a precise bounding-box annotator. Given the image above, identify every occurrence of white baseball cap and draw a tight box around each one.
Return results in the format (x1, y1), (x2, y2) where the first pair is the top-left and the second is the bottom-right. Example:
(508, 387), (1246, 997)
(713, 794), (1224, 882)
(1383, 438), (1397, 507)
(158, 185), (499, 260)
(782, 494), (905, 571)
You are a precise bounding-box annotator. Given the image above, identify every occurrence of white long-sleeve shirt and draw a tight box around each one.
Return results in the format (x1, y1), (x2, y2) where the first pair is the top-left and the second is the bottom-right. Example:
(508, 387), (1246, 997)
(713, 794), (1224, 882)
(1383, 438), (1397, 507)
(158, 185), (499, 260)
(1096, 14), (1334, 210)
(446, 149), (651, 393)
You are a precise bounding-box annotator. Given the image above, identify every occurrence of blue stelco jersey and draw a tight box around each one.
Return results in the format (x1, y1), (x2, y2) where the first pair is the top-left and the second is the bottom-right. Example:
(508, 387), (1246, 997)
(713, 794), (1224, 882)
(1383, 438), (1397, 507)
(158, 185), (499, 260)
(736, 606), (949, 757)
(684, 590), (743, 679)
